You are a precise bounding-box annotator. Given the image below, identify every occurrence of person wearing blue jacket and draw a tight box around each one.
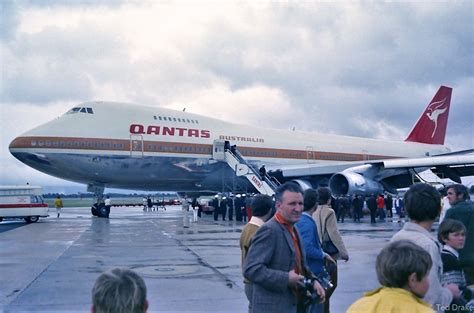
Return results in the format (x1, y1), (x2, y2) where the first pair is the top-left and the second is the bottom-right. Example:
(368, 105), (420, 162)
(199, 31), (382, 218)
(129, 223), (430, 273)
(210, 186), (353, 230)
(297, 189), (334, 313)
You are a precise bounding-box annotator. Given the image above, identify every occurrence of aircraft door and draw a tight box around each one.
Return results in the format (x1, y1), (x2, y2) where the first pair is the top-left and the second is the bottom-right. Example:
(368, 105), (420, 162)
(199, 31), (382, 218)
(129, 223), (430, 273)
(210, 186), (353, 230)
(306, 146), (315, 163)
(212, 139), (226, 161)
(362, 149), (369, 161)
(130, 135), (143, 157)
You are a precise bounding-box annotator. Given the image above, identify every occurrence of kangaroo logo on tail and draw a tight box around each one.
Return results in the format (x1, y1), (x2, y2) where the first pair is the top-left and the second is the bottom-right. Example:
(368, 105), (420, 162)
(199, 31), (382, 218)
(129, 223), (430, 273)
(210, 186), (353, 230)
(405, 85), (452, 145)
(426, 97), (448, 138)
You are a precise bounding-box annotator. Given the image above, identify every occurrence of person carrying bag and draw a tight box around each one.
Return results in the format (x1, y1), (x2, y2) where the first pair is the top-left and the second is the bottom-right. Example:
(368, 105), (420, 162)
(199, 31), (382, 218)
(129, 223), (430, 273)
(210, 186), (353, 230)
(321, 217), (339, 256)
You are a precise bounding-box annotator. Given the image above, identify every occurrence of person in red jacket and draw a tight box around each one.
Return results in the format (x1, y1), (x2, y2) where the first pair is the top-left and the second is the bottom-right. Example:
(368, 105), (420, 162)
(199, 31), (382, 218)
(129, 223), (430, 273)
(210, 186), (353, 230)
(376, 194), (386, 222)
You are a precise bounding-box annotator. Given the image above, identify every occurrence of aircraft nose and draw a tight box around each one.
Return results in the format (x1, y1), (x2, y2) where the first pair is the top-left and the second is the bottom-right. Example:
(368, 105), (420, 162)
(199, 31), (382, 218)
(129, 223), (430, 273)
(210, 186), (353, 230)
(9, 136), (22, 154)
(10, 136), (24, 149)
(9, 136), (52, 167)
(9, 136), (28, 161)
(9, 136), (31, 155)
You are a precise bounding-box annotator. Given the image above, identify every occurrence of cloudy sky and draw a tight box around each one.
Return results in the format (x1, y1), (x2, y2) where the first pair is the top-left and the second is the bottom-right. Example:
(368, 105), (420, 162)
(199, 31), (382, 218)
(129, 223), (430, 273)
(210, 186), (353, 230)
(0, 0), (473, 190)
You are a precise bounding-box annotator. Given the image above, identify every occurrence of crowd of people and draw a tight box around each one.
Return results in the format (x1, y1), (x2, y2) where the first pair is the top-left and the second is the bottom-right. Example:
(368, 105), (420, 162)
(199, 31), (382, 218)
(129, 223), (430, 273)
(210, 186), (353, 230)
(87, 182), (472, 313)
(348, 183), (473, 313)
(210, 194), (254, 222)
(331, 193), (404, 224)
(240, 182), (473, 313)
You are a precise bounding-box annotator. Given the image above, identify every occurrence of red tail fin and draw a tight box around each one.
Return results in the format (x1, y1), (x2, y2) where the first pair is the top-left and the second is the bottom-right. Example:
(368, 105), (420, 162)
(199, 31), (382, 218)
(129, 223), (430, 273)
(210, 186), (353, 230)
(405, 86), (452, 145)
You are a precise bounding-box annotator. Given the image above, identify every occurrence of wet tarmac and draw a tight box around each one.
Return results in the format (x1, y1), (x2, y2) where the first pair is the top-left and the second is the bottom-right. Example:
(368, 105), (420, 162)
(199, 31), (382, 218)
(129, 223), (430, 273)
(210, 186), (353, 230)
(0, 206), (411, 313)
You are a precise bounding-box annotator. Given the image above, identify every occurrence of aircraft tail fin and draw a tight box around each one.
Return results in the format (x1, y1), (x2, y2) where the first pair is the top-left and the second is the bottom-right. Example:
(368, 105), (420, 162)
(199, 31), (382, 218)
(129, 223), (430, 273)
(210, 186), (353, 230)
(405, 86), (452, 145)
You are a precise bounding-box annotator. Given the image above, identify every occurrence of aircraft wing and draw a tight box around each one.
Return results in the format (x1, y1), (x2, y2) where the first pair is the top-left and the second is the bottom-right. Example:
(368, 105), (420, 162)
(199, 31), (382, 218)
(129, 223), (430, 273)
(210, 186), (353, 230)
(381, 154), (474, 171)
(268, 151), (474, 195)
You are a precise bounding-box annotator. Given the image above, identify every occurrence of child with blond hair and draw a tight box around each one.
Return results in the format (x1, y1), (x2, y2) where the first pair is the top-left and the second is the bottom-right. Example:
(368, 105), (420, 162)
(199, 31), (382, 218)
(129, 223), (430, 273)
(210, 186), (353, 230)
(347, 240), (434, 313)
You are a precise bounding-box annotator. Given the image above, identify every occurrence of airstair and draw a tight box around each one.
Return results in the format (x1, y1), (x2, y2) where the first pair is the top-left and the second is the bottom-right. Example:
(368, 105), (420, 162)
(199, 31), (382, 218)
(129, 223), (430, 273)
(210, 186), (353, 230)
(212, 140), (279, 196)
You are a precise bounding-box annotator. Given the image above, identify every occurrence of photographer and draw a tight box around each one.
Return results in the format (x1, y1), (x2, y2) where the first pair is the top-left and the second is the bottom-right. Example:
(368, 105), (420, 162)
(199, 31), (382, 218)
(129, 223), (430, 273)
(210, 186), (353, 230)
(243, 182), (325, 313)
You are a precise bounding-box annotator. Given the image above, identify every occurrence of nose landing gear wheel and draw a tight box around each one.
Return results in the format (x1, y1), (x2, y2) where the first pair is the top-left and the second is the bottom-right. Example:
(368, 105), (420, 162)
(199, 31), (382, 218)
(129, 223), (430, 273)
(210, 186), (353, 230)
(92, 203), (110, 218)
(92, 203), (109, 218)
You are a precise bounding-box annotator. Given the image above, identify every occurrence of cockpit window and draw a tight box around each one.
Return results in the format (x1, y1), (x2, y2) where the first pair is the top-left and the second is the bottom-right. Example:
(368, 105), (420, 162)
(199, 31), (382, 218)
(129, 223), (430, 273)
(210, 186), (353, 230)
(66, 107), (81, 114)
(66, 107), (94, 114)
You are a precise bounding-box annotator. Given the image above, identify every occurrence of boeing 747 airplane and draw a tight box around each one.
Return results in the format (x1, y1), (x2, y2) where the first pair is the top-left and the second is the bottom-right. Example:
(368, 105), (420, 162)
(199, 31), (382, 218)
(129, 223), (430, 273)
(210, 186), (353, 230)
(9, 85), (474, 217)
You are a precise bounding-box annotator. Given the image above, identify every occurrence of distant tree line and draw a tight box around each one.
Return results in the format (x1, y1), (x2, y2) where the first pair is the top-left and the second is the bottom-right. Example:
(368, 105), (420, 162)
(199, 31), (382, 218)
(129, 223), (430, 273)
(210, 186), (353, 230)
(43, 192), (177, 199)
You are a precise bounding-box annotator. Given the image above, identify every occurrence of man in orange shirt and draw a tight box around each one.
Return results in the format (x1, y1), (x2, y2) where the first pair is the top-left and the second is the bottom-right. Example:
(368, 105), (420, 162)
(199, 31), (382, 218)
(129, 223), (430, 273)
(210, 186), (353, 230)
(243, 182), (325, 313)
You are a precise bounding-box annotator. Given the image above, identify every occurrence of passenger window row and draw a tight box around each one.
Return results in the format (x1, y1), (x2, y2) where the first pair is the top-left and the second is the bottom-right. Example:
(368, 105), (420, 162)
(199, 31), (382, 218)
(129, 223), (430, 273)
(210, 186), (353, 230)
(28, 140), (358, 161)
(147, 144), (211, 153)
(153, 115), (199, 124)
(31, 140), (124, 150)
(30, 140), (212, 154)
(239, 150), (278, 157)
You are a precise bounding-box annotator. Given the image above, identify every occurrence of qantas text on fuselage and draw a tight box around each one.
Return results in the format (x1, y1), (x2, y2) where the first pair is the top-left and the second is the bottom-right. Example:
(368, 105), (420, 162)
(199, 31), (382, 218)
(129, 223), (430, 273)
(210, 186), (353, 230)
(128, 124), (264, 143)
(129, 124), (210, 138)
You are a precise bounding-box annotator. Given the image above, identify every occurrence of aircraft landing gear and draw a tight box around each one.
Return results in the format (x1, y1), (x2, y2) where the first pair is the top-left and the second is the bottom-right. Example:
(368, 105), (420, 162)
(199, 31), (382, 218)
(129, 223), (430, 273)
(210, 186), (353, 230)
(92, 202), (109, 218)
(88, 184), (109, 218)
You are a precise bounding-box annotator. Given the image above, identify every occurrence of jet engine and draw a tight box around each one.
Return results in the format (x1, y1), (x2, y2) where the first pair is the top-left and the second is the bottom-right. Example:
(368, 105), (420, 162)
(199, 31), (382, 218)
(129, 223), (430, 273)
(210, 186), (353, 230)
(291, 179), (313, 192)
(329, 172), (383, 196)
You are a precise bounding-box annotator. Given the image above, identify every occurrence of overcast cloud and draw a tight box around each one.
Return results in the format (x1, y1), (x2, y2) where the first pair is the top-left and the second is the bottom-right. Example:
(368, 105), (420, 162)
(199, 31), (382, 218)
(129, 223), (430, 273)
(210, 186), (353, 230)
(0, 0), (473, 188)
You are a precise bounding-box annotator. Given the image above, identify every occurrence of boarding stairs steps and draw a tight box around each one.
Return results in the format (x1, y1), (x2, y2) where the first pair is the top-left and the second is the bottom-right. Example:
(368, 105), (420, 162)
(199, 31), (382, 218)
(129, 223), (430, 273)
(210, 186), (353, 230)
(212, 140), (279, 196)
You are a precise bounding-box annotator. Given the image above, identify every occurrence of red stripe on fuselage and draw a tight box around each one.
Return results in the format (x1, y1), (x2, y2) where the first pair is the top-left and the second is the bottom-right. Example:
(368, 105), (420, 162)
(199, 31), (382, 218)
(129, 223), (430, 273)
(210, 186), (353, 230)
(0, 203), (48, 208)
(9, 136), (398, 162)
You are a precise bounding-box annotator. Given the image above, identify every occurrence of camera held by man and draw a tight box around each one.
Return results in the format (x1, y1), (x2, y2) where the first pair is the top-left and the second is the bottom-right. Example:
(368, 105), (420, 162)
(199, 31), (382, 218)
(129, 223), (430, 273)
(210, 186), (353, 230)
(297, 272), (333, 309)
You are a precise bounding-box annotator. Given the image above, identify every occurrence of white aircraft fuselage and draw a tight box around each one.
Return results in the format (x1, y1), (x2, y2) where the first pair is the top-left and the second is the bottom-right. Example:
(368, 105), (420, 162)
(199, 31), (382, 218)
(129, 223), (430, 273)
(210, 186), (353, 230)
(9, 101), (449, 193)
